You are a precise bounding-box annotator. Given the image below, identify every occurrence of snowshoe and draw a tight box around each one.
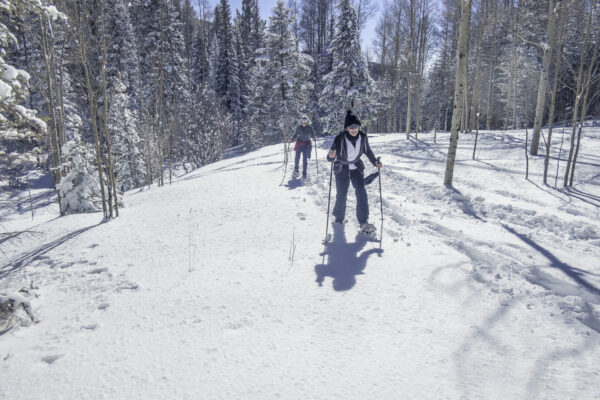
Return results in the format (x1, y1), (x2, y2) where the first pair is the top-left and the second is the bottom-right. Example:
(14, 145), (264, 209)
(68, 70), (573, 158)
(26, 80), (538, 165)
(359, 222), (377, 238)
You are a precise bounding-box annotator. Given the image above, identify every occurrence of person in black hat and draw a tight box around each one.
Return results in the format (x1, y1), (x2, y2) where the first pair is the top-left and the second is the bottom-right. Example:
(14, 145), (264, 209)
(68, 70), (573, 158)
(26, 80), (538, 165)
(326, 110), (382, 234)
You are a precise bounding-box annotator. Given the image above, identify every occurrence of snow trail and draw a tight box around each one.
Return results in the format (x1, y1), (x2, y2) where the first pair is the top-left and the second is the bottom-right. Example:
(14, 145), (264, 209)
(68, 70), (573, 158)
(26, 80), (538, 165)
(1, 129), (599, 399)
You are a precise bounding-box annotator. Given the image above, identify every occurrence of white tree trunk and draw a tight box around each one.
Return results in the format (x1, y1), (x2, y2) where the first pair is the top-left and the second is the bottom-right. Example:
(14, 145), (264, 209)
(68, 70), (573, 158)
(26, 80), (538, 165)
(530, 0), (557, 155)
(444, 0), (472, 186)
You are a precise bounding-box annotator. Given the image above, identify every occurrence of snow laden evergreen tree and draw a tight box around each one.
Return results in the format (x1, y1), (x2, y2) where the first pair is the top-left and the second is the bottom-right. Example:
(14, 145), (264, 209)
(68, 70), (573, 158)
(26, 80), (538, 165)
(159, 0), (192, 167)
(109, 76), (145, 191)
(0, 0), (60, 186)
(229, 20), (243, 128)
(236, 0), (265, 113)
(245, 0), (312, 148)
(56, 138), (103, 214)
(133, 0), (161, 183)
(244, 54), (271, 149)
(190, 21), (208, 91)
(188, 86), (230, 167)
(210, 0), (238, 111)
(319, 0), (376, 133)
(105, 0), (140, 109)
(209, 0), (242, 145)
(134, 0), (191, 184)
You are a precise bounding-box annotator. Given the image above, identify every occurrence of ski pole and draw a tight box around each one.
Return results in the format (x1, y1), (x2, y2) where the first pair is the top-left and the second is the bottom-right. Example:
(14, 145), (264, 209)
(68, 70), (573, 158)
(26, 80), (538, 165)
(314, 137), (319, 175)
(377, 157), (383, 221)
(279, 138), (292, 186)
(377, 157), (383, 250)
(323, 160), (334, 243)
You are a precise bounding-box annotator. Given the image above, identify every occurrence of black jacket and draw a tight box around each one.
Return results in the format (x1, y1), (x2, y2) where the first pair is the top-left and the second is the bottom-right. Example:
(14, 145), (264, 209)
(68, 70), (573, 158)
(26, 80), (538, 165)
(326, 130), (377, 173)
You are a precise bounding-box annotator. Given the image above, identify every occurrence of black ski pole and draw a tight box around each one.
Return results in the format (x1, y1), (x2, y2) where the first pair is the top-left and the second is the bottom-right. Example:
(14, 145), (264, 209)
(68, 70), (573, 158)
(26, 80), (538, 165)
(377, 157), (383, 249)
(279, 138), (292, 186)
(314, 137), (319, 175)
(323, 160), (334, 243)
(377, 157), (383, 221)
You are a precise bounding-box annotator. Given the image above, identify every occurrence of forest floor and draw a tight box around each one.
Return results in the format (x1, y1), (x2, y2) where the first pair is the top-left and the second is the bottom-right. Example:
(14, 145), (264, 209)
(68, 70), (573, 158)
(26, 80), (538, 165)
(1, 127), (599, 399)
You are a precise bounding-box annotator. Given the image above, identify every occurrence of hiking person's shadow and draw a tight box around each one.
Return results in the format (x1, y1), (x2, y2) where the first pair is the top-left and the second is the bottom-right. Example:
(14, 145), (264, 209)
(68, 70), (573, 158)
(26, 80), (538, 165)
(285, 177), (303, 189)
(315, 223), (383, 291)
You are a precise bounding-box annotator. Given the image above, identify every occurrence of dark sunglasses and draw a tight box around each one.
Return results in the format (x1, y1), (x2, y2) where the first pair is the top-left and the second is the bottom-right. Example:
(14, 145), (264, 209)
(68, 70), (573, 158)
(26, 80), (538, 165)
(347, 124), (360, 130)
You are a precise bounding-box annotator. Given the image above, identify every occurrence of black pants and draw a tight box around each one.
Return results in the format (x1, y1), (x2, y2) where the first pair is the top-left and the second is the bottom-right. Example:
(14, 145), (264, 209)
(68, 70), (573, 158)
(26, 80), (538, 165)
(294, 144), (311, 176)
(332, 168), (368, 224)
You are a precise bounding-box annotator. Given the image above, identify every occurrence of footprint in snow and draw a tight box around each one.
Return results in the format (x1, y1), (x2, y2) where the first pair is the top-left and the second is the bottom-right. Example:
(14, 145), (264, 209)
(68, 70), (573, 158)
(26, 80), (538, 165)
(116, 282), (139, 292)
(88, 267), (108, 274)
(297, 212), (306, 220)
(97, 303), (110, 310)
(42, 354), (64, 364)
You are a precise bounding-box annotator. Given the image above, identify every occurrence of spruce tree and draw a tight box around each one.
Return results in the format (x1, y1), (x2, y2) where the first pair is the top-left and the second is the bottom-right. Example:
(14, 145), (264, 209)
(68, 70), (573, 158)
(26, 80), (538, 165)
(109, 76), (145, 191)
(237, 0), (265, 113)
(319, 0), (376, 133)
(210, 0), (236, 110)
(0, 0), (61, 186)
(246, 0), (312, 147)
(56, 138), (103, 214)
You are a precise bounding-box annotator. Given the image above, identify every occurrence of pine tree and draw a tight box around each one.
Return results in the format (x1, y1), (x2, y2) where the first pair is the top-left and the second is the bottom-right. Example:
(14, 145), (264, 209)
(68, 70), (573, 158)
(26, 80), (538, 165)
(105, 0), (140, 110)
(210, 0), (236, 110)
(319, 0), (376, 133)
(186, 85), (230, 166)
(237, 0), (265, 113)
(0, 0), (61, 187)
(246, 0), (313, 147)
(190, 21), (208, 91)
(109, 76), (145, 191)
(56, 138), (103, 214)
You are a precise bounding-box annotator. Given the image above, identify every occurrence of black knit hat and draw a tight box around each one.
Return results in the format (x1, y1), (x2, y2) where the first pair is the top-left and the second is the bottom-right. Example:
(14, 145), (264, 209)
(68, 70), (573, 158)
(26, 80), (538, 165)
(344, 110), (361, 129)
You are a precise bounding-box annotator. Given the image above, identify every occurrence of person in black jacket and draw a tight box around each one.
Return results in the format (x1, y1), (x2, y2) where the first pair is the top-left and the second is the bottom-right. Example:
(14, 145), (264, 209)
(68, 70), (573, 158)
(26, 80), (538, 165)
(327, 110), (382, 233)
(289, 115), (316, 179)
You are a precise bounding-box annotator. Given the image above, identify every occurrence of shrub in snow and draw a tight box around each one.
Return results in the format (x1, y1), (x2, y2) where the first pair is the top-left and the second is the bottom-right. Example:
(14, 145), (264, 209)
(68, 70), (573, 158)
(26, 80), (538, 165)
(56, 140), (103, 214)
(0, 293), (36, 334)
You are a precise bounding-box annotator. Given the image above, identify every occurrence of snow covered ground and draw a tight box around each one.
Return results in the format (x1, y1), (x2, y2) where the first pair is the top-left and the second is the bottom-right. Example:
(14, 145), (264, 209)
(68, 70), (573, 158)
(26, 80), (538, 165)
(1, 127), (599, 399)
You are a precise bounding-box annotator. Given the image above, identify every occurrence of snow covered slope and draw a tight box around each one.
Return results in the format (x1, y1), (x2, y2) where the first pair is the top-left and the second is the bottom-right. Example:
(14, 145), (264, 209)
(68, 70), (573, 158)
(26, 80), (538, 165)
(1, 128), (599, 399)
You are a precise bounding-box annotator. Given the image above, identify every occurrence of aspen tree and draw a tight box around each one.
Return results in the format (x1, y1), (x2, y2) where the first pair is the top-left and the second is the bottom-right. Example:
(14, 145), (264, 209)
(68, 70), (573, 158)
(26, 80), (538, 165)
(530, 0), (558, 155)
(444, 0), (472, 186)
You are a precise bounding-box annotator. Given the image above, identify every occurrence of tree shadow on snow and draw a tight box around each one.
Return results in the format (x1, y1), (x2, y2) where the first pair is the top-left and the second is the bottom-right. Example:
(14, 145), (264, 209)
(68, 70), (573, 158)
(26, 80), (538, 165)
(0, 222), (103, 279)
(564, 187), (600, 208)
(502, 224), (600, 297)
(314, 223), (382, 291)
